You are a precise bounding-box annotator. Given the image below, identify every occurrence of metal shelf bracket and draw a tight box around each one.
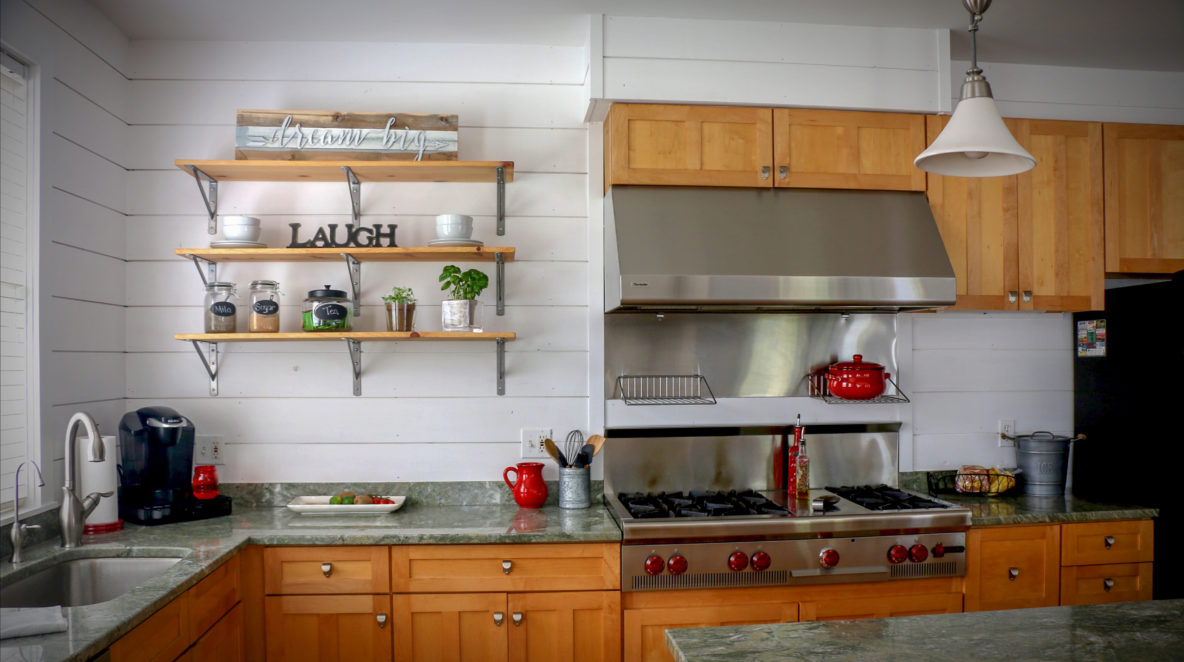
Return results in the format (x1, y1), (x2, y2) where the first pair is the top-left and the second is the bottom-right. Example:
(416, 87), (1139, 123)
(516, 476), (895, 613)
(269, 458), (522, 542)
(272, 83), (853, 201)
(496, 166), (506, 236)
(496, 337), (506, 395)
(342, 166), (361, 224)
(184, 166), (219, 234)
(341, 253), (362, 316)
(184, 254), (217, 285)
(495, 252), (505, 316)
(190, 340), (220, 396)
(344, 338), (362, 396)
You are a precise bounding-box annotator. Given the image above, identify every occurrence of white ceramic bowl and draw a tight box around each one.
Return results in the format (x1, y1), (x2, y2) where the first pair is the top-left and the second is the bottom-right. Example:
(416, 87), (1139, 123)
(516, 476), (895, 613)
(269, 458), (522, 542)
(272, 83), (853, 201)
(221, 215), (260, 226)
(436, 214), (473, 240)
(220, 216), (261, 241)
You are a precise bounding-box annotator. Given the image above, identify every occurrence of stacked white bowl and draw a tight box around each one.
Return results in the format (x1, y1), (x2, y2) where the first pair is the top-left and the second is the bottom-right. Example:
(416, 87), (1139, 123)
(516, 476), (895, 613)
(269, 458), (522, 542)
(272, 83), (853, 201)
(220, 216), (261, 242)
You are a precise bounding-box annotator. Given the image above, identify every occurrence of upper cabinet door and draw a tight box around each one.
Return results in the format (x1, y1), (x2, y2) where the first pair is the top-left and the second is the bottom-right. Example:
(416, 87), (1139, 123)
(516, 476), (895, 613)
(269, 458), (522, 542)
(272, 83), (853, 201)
(1016, 120), (1105, 312)
(1103, 123), (1184, 274)
(605, 104), (773, 188)
(773, 109), (926, 191)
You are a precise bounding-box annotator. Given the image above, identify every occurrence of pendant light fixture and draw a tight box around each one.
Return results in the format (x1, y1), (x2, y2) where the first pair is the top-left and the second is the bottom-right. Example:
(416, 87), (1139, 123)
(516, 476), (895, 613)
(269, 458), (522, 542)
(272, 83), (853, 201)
(914, 0), (1036, 177)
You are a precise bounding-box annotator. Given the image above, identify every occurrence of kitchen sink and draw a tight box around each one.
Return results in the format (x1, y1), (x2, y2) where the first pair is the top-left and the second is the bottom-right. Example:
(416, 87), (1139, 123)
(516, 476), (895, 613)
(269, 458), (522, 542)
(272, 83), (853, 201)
(0, 556), (184, 608)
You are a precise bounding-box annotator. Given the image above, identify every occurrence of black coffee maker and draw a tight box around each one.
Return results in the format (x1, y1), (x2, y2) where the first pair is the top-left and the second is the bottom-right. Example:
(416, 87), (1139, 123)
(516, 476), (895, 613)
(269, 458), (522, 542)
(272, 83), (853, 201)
(117, 406), (231, 525)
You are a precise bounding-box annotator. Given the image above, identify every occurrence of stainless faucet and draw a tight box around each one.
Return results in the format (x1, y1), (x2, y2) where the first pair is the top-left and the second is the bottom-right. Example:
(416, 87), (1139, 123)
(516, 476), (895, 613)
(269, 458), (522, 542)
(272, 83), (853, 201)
(9, 461), (46, 563)
(60, 412), (113, 549)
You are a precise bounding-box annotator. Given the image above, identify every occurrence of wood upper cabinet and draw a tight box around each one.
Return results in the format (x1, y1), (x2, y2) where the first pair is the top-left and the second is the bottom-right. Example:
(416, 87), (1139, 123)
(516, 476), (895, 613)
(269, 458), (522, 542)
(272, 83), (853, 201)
(926, 116), (1104, 311)
(965, 525), (1061, 612)
(507, 591), (621, 662)
(1103, 123), (1184, 274)
(606, 104), (773, 188)
(773, 109), (926, 191)
(265, 594), (392, 662)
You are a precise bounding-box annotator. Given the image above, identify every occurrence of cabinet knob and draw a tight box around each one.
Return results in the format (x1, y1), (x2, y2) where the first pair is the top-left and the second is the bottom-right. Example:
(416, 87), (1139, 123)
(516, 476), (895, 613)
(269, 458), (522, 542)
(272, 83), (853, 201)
(778, 165), (788, 180)
(1008, 567), (1020, 581)
(502, 560), (513, 574)
(1022, 290), (1033, 303)
(376, 614), (388, 628)
(1104, 536), (1116, 549)
(1103, 578), (1115, 592)
(321, 563), (333, 578)
(1008, 291), (1018, 303)
(493, 612), (505, 627)
(512, 612), (523, 627)
(760, 166), (771, 180)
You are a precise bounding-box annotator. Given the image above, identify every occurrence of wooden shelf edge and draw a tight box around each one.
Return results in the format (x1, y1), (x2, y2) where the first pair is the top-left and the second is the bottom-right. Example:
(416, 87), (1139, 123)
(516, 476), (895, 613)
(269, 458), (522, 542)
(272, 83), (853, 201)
(175, 332), (516, 342)
(174, 247), (516, 262)
(174, 159), (515, 183)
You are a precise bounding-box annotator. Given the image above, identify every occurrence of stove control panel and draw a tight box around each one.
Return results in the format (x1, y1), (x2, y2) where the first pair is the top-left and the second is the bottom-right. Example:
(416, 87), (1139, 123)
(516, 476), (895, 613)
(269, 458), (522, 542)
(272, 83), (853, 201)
(623, 532), (966, 592)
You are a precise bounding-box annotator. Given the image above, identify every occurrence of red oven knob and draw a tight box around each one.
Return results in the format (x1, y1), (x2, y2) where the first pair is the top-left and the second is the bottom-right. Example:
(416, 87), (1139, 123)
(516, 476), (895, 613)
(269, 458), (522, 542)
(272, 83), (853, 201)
(667, 554), (688, 575)
(909, 544), (929, 563)
(728, 551), (749, 572)
(644, 555), (665, 576)
(932, 542), (945, 558)
(751, 551), (772, 572)
(887, 544), (909, 564)
(819, 548), (840, 569)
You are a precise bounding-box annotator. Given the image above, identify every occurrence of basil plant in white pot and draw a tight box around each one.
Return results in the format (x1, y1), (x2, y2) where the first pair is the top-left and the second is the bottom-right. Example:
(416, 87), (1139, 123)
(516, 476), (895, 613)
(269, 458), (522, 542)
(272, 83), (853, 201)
(438, 265), (489, 332)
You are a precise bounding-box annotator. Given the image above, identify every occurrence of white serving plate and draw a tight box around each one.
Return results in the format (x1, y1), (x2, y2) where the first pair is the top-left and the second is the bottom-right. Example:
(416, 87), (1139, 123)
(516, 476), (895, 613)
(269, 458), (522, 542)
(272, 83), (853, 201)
(286, 495), (406, 514)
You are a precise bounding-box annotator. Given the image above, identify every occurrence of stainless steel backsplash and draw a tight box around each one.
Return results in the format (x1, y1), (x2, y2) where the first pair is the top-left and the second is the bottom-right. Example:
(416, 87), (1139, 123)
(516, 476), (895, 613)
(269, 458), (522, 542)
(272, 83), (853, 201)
(604, 313), (898, 399)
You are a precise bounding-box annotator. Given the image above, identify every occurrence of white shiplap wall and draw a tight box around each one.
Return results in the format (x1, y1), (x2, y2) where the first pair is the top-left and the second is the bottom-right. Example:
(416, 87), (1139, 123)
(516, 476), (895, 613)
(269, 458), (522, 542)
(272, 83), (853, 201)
(122, 40), (590, 482)
(0, 0), (129, 504)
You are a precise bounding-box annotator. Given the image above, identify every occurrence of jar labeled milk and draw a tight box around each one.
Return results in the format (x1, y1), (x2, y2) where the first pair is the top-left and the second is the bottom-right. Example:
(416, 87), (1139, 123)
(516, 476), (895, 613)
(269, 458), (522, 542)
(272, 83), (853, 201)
(249, 280), (281, 332)
(302, 285), (352, 332)
(203, 282), (238, 333)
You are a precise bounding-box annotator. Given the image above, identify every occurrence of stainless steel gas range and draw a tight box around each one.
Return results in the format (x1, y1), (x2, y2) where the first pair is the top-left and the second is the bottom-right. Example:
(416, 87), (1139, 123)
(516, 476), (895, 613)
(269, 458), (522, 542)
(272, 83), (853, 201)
(603, 425), (972, 592)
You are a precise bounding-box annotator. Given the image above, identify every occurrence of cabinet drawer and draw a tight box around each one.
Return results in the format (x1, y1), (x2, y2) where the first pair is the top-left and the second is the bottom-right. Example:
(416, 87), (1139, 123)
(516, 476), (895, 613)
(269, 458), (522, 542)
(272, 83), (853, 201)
(110, 593), (190, 662)
(392, 543), (619, 593)
(1060, 563), (1153, 605)
(1061, 520), (1153, 566)
(264, 546), (390, 594)
(189, 555), (240, 641)
(965, 525), (1060, 612)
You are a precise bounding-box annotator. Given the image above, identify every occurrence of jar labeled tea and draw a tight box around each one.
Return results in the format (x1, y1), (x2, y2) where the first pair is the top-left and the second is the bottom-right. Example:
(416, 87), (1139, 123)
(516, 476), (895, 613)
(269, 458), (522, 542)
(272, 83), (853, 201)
(203, 282), (238, 333)
(302, 285), (352, 331)
(249, 280), (281, 332)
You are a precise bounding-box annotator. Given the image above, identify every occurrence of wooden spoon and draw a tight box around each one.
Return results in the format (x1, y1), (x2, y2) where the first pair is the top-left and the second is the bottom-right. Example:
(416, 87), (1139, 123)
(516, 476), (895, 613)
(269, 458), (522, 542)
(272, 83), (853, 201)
(543, 438), (567, 467)
(587, 434), (606, 457)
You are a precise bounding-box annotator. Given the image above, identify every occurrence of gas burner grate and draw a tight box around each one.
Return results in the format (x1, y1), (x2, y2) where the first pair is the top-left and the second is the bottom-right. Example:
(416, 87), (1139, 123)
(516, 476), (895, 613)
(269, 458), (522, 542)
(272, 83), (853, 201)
(617, 490), (789, 519)
(825, 484), (948, 511)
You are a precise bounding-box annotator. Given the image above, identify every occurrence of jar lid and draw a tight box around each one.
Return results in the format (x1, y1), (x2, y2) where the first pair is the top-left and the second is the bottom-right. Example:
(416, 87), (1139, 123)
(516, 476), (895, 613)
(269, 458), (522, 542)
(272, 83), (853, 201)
(205, 281), (236, 290)
(307, 285), (347, 298)
(829, 354), (884, 372)
(249, 279), (279, 289)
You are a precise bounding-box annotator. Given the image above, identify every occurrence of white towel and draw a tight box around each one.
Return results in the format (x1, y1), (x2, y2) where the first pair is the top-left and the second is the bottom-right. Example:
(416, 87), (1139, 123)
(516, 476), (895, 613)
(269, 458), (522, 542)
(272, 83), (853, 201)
(0, 607), (67, 640)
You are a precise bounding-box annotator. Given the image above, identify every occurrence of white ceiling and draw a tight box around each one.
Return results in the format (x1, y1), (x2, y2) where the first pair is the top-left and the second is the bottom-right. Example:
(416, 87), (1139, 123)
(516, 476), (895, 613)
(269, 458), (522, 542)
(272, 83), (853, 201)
(88, 0), (1184, 72)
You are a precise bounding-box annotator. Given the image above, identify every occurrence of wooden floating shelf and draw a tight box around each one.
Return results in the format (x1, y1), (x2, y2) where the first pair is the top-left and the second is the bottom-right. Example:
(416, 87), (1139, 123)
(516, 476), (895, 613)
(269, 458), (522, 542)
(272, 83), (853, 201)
(175, 159), (514, 183)
(176, 246), (515, 263)
(176, 332), (516, 343)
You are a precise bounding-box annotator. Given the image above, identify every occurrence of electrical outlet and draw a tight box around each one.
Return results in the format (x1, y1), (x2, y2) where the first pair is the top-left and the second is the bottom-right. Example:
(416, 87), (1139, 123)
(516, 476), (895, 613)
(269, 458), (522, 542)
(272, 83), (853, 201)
(998, 420), (1016, 447)
(195, 434), (224, 465)
(520, 428), (552, 459)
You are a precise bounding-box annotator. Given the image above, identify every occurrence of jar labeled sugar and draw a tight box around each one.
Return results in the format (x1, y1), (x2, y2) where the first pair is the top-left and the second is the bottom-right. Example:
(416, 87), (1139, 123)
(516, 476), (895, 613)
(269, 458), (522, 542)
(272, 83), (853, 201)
(249, 280), (281, 332)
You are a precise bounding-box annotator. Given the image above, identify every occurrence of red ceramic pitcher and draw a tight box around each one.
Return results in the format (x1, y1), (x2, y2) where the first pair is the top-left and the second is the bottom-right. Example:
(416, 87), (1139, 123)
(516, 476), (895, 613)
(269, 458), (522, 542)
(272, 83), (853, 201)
(504, 462), (547, 508)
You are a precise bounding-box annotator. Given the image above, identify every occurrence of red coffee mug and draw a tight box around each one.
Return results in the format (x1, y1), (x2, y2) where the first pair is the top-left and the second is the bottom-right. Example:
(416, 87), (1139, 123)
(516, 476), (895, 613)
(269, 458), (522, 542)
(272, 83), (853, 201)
(503, 462), (547, 508)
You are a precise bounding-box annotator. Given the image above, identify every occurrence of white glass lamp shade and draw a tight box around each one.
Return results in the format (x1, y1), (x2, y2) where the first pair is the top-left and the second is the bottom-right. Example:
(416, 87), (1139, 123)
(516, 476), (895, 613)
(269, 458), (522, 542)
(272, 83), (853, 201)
(914, 97), (1036, 177)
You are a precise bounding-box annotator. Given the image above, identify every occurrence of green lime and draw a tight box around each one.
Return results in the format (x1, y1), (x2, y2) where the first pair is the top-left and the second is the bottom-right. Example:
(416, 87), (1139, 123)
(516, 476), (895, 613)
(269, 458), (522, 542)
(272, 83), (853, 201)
(329, 495), (342, 505)
(341, 496), (355, 505)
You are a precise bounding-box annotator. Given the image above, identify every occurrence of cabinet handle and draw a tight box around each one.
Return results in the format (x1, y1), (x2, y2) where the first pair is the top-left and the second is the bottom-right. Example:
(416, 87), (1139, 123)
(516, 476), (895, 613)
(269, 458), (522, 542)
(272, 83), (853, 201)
(493, 612), (505, 627)
(1104, 536), (1115, 549)
(502, 560), (513, 574)
(512, 612), (523, 627)
(321, 563), (333, 578)
(760, 166), (771, 180)
(1022, 290), (1032, 303)
(1008, 567), (1020, 581)
(1103, 578), (1115, 592)
(778, 165), (788, 180)
(1008, 291), (1018, 303)
(376, 614), (388, 628)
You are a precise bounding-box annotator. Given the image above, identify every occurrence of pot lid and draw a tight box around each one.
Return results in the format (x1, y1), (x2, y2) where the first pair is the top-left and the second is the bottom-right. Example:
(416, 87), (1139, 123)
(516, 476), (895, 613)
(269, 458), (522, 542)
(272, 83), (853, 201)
(307, 285), (347, 298)
(830, 354), (884, 372)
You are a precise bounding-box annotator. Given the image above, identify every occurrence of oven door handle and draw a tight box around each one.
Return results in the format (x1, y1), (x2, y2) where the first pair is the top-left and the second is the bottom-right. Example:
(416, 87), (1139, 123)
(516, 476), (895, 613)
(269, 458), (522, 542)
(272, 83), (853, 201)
(790, 566), (891, 578)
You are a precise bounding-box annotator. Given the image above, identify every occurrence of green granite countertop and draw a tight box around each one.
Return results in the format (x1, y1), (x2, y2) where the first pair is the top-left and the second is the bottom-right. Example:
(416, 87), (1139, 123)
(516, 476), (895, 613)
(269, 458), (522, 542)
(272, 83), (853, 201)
(0, 502), (621, 662)
(666, 599), (1184, 662)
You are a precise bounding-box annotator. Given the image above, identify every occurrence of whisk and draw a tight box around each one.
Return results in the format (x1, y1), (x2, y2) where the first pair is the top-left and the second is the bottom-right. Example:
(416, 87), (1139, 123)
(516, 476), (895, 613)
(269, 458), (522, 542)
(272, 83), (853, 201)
(564, 430), (584, 468)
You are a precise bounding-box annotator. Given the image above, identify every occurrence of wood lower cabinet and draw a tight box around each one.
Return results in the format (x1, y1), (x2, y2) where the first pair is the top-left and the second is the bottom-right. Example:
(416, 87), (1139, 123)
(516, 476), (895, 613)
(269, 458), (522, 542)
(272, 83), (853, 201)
(264, 546), (390, 595)
(965, 524), (1061, 612)
(393, 592), (507, 662)
(1059, 520), (1154, 606)
(799, 592), (963, 621)
(1060, 562), (1153, 605)
(192, 603), (244, 662)
(264, 594), (392, 662)
(110, 591), (191, 662)
(773, 109), (926, 191)
(1103, 123), (1184, 274)
(624, 600), (797, 662)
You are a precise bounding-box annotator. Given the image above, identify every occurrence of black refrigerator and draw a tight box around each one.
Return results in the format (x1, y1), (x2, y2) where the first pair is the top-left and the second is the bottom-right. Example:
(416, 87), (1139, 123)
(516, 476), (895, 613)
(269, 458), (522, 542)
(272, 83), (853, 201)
(1072, 271), (1183, 600)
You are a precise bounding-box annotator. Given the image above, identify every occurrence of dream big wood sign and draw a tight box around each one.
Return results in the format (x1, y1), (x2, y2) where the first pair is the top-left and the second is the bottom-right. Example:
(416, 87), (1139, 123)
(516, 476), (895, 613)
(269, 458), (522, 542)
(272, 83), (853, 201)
(235, 110), (458, 161)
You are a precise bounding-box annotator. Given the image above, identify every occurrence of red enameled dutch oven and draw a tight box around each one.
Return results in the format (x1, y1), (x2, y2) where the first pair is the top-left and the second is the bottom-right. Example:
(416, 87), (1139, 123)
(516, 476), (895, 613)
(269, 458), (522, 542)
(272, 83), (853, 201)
(827, 354), (889, 400)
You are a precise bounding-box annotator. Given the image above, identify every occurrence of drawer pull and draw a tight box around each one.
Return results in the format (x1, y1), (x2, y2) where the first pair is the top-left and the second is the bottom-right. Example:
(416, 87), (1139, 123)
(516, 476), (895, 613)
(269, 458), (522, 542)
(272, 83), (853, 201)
(321, 563), (333, 578)
(1008, 291), (1018, 303)
(778, 165), (788, 180)
(493, 612), (504, 627)
(1022, 290), (1033, 303)
(1008, 567), (1020, 581)
(502, 560), (513, 575)
(1103, 578), (1115, 592)
(1104, 536), (1115, 549)
(512, 612), (523, 627)
(376, 614), (388, 628)
(760, 166), (771, 180)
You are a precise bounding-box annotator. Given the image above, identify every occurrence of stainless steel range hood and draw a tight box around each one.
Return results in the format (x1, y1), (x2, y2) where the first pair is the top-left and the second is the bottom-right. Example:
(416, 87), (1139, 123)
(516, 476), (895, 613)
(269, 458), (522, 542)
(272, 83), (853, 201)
(605, 186), (956, 312)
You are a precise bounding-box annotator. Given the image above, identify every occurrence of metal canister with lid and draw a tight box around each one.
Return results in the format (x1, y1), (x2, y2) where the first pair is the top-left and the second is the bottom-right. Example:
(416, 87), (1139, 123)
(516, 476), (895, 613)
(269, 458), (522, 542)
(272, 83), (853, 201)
(203, 282), (238, 333)
(302, 285), (351, 332)
(248, 280), (281, 332)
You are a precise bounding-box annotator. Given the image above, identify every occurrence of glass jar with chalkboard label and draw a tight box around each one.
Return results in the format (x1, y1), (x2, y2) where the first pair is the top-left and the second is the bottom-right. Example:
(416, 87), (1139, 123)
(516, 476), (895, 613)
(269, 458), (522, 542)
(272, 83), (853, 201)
(203, 281), (238, 333)
(248, 280), (281, 333)
(302, 285), (352, 332)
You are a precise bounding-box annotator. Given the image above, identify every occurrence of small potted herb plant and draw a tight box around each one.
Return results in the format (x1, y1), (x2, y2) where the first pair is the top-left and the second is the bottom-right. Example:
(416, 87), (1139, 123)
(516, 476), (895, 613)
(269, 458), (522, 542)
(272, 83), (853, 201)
(438, 265), (489, 332)
(381, 286), (416, 332)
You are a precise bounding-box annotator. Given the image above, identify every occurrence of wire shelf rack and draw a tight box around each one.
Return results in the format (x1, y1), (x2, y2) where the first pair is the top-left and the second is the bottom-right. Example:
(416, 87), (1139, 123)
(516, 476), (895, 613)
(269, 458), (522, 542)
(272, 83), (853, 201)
(807, 371), (910, 405)
(614, 375), (717, 406)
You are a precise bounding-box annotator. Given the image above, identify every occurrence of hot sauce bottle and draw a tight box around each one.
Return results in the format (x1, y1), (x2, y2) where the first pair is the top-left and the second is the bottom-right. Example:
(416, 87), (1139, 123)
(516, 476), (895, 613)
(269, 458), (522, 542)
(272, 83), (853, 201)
(795, 434), (810, 500)
(788, 414), (804, 497)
